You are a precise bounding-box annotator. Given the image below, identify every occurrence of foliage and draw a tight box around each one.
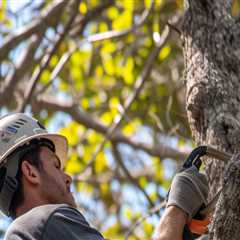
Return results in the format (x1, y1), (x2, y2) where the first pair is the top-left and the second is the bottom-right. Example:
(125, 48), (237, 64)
(1, 0), (239, 238)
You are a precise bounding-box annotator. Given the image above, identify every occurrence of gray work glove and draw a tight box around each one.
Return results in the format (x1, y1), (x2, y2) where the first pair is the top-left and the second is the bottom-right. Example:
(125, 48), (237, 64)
(167, 166), (209, 219)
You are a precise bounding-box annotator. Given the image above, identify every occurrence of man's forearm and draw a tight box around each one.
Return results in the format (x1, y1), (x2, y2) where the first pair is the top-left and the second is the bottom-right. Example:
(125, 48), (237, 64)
(152, 206), (187, 240)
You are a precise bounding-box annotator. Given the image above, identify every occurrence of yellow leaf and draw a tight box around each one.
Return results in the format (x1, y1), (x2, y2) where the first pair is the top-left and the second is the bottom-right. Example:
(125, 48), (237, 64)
(122, 57), (134, 84)
(40, 70), (50, 84)
(79, 2), (87, 14)
(122, 124), (134, 136)
(93, 94), (102, 107)
(124, 208), (132, 220)
(153, 157), (164, 181)
(122, 119), (140, 136)
(81, 98), (90, 109)
(71, 67), (82, 82)
(59, 81), (68, 91)
(49, 55), (58, 67)
(77, 182), (94, 194)
(95, 66), (103, 77)
(99, 22), (108, 32)
(144, 0), (152, 8)
(101, 41), (116, 54)
(88, 131), (102, 144)
(100, 182), (109, 195)
(103, 223), (120, 239)
(100, 112), (113, 125)
(102, 58), (115, 76)
(71, 51), (82, 66)
(65, 152), (82, 174)
(150, 192), (157, 202)
(139, 177), (147, 188)
(159, 45), (171, 61)
(107, 7), (119, 20)
(0, 0), (7, 22)
(139, 48), (149, 57)
(60, 122), (83, 146)
(95, 152), (108, 173)
(143, 221), (153, 235)
(109, 97), (119, 109)
(123, 0), (134, 11)
(144, 37), (152, 47)
(112, 10), (132, 30)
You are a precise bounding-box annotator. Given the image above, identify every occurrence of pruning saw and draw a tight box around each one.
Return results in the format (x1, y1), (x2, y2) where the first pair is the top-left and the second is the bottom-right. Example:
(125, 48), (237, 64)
(180, 145), (232, 240)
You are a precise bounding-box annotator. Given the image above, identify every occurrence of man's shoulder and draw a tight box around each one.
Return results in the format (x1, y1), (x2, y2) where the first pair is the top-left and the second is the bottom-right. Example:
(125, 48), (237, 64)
(43, 205), (104, 239)
(5, 204), (70, 239)
(5, 204), (104, 240)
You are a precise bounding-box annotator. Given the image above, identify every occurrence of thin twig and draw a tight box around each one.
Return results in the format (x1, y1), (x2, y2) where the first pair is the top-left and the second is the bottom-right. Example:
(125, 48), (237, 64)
(112, 143), (155, 207)
(125, 201), (166, 240)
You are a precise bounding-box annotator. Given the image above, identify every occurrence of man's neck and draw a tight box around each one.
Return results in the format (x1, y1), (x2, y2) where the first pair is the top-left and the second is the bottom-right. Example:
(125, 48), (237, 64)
(16, 197), (49, 218)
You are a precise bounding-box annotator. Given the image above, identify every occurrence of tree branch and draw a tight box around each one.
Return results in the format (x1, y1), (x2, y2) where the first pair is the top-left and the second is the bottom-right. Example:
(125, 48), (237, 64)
(70, 0), (115, 37)
(35, 97), (188, 162)
(111, 143), (155, 207)
(78, 24), (170, 174)
(73, 166), (156, 185)
(45, 0), (154, 93)
(0, 0), (68, 62)
(18, 0), (80, 112)
(0, 33), (43, 105)
(125, 202), (166, 239)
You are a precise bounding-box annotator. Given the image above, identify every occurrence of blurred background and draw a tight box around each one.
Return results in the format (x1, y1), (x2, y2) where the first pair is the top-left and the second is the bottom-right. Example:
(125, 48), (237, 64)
(0, 0), (240, 239)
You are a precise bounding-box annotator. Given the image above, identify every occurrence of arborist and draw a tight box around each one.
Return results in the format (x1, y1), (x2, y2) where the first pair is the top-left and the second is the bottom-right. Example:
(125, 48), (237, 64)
(0, 113), (209, 240)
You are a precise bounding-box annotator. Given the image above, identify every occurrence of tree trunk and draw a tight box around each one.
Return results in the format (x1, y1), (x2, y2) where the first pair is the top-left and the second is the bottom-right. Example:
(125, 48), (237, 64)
(209, 154), (240, 239)
(183, 0), (240, 239)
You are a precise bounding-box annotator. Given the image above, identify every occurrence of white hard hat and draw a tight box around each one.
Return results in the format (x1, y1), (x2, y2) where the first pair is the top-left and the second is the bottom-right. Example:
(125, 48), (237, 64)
(0, 113), (68, 167)
(0, 113), (68, 216)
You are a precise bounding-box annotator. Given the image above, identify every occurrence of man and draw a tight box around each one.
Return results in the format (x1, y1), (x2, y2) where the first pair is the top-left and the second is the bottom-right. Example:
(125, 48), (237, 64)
(0, 113), (104, 239)
(0, 113), (208, 240)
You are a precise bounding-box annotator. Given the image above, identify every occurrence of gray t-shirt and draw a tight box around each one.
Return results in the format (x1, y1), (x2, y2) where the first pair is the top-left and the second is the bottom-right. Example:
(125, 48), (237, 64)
(4, 204), (105, 240)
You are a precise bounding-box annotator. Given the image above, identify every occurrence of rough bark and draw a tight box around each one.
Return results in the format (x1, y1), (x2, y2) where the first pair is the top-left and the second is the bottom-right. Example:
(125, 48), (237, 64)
(209, 154), (240, 239)
(183, 0), (240, 239)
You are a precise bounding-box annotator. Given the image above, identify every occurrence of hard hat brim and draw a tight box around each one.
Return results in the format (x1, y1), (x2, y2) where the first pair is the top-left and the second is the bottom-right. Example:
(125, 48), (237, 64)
(0, 133), (68, 169)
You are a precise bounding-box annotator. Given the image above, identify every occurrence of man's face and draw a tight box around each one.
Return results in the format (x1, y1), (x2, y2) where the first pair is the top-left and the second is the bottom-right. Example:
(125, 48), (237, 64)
(37, 146), (76, 208)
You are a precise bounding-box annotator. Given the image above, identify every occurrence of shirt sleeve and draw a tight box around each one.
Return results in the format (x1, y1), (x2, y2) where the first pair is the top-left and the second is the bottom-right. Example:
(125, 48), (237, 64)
(42, 206), (105, 240)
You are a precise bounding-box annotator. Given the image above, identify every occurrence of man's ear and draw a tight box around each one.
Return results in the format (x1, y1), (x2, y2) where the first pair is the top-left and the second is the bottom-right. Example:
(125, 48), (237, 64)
(21, 161), (40, 185)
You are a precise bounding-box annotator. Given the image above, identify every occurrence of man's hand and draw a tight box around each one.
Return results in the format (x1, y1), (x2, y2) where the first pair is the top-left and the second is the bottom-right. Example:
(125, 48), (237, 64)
(167, 166), (209, 219)
(153, 166), (209, 240)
